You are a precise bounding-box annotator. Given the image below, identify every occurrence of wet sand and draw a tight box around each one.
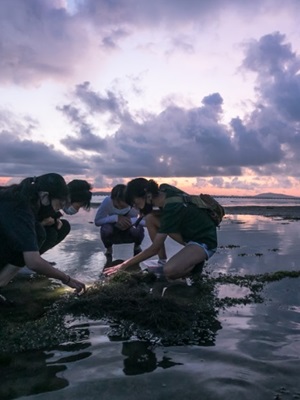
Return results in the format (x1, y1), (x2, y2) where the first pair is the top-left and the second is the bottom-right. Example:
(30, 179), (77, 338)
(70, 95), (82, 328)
(2, 205), (300, 400)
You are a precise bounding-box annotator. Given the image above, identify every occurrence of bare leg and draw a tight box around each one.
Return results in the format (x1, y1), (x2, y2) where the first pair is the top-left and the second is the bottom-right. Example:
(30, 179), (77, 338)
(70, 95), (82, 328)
(164, 245), (207, 280)
(0, 264), (22, 287)
(145, 213), (167, 260)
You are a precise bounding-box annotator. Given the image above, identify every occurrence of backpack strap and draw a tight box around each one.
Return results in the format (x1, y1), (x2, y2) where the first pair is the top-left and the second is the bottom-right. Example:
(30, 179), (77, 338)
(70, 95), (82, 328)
(164, 193), (208, 208)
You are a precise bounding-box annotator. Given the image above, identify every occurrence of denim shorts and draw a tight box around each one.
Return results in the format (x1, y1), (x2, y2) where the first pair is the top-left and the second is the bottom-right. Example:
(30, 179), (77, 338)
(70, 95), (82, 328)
(185, 241), (216, 259)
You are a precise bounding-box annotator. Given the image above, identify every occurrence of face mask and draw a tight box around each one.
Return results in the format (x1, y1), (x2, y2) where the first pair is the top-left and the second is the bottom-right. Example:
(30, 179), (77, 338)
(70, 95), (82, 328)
(63, 205), (79, 215)
(140, 202), (153, 215)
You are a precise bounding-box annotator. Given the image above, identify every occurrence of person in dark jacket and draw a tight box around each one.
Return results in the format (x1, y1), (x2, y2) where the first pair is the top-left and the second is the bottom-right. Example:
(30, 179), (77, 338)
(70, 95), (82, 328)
(0, 173), (86, 302)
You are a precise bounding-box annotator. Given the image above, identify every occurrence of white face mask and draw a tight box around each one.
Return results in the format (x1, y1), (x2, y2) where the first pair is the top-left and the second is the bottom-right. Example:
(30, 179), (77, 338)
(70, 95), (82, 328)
(63, 205), (79, 215)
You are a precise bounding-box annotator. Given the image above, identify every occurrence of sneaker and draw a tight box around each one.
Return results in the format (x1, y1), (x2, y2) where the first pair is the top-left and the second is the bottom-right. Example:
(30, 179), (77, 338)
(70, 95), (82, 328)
(133, 245), (142, 256)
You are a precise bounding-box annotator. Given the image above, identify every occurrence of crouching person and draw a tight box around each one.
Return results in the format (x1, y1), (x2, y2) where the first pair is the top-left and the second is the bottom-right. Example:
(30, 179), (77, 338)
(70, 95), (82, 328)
(0, 173), (86, 304)
(94, 184), (145, 259)
(38, 179), (93, 256)
(104, 178), (217, 281)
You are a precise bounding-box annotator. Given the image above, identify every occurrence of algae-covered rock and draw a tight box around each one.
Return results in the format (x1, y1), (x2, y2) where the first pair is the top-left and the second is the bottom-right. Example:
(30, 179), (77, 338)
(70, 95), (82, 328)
(1, 268), (300, 353)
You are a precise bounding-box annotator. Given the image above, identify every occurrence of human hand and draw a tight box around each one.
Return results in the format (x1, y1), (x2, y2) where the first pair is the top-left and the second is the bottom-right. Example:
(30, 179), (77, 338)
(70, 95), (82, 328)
(116, 216), (132, 230)
(41, 217), (55, 226)
(103, 263), (124, 276)
(64, 276), (86, 295)
(56, 219), (63, 230)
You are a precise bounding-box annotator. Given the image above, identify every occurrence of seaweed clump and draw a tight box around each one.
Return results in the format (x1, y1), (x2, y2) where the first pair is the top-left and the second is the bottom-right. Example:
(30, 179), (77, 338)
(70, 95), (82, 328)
(1, 269), (300, 353)
(63, 271), (221, 346)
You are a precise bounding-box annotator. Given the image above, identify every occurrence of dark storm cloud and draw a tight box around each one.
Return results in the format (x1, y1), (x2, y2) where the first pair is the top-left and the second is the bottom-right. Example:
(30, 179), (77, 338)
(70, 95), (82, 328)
(58, 103), (108, 152)
(0, 0), (89, 84)
(78, 0), (299, 28)
(0, 130), (88, 177)
(82, 95), (246, 177)
(58, 31), (300, 179)
(239, 32), (300, 176)
(57, 82), (136, 153)
(2, 0), (299, 85)
(0, 107), (89, 177)
(74, 82), (127, 120)
(242, 32), (300, 122)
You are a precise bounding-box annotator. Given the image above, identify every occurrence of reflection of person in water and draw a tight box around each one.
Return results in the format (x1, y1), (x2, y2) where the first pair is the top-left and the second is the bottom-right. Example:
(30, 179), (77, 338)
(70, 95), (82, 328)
(122, 341), (182, 375)
(0, 351), (68, 399)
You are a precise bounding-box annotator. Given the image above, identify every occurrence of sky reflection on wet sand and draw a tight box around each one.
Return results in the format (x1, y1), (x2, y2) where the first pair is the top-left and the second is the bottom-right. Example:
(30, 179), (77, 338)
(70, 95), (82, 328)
(14, 209), (300, 400)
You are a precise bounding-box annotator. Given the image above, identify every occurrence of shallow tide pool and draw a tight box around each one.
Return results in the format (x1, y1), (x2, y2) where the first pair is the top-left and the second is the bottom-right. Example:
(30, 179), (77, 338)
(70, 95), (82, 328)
(2, 210), (300, 400)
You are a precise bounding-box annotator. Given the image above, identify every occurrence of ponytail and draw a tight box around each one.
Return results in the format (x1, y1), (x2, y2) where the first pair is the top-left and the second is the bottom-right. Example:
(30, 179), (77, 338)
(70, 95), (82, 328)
(125, 178), (159, 206)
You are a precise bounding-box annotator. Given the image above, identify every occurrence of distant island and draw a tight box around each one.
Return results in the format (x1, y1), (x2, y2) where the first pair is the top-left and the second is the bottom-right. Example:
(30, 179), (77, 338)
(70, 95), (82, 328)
(254, 192), (297, 199)
(91, 191), (300, 200)
(210, 192), (300, 199)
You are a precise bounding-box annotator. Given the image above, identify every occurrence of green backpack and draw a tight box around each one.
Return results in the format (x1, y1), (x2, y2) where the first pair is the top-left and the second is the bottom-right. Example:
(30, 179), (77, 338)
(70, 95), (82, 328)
(161, 184), (225, 227)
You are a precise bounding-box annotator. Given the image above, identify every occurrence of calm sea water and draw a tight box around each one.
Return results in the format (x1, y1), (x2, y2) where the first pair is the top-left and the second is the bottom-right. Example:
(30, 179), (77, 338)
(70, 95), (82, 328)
(3, 198), (300, 400)
(217, 196), (300, 207)
(92, 194), (300, 208)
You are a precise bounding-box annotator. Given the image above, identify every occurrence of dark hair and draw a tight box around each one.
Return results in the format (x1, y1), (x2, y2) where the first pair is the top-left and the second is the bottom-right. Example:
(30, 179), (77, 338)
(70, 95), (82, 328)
(0, 173), (69, 211)
(34, 173), (69, 200)
(67, 179), (92, 210)
(111, 184), (126, 201)
(125, 178), (159, 206)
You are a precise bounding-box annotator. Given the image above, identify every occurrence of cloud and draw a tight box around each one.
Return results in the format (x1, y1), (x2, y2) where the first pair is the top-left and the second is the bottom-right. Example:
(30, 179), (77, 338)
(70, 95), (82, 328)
(100, 28), (130, 50)
(0, 109), (88, 177)
(239, 32), (300, 175)
(2, 0), (300, 86)
(74, 81), (127, 120)
(71, 90), (270, 178)
(57, 82), (123, 153)
(165, 35), (195, 56)
(57, 103), (108, 152)
(242, 32), (300, 122)
(54, 30), (300, 181)
(0, 0), (91, 84)
(2, 0), (300, 191)
(78, 0), (298, 29)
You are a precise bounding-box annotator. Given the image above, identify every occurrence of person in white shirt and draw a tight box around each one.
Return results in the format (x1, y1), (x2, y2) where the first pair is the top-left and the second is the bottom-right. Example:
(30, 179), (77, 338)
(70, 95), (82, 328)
(94, 184), (145, 259)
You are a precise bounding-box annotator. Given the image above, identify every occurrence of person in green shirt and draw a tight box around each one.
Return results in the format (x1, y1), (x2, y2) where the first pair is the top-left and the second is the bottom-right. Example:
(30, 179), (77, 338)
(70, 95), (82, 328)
(104, 178), (217, 280)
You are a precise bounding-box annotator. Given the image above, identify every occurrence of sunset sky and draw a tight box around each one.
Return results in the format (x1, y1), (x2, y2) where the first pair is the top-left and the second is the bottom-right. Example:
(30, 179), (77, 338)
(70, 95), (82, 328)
(2, 0), (300, 195)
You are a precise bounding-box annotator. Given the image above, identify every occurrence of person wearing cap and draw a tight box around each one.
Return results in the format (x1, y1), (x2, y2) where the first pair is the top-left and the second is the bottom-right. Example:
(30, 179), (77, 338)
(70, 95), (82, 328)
(0, 173), (86, 304)
(38, 179), (93, 255)
(94, 184), (145, 260)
